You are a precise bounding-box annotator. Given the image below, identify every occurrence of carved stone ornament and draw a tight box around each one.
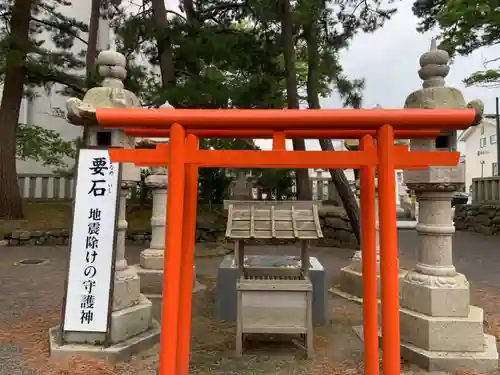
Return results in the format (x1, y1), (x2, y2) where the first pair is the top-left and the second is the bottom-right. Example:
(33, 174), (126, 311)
(145, 174), (169, 189)
(66, 50), (140, 127)
(406, 182), (463, 193)
(405, 270), (469, 289)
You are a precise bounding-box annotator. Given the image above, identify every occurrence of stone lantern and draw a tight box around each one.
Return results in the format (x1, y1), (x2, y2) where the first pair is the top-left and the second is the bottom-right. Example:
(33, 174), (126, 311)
(49, 49), (159, 360)
(337, 105), (407, 300)
(132, 164), (170, 295)
(399, 40), (497, 371)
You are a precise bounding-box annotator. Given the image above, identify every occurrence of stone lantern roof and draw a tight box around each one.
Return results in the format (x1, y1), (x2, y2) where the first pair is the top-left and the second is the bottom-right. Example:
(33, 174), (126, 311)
(404, 39), (483, 115)
(66, 49), (140, 127)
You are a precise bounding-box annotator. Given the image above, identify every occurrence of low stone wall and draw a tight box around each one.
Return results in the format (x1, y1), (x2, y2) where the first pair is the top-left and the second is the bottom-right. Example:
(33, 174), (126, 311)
(0, 228), (224, 247)
(454, 204), (500, 235)
(1, 205), (358, 248)
(316, 206), (358, 248)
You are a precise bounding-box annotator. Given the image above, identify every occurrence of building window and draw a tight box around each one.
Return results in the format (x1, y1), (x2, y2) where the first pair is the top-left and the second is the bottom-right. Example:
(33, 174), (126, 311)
(480, 137), (487, 148)
(481, 126), (485, 135)
(491, 134), (497, 144)
(494, 162), (498, 176)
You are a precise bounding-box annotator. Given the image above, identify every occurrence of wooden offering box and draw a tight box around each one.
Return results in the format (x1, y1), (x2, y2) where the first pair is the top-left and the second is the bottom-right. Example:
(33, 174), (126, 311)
(224, 200), (323, 358)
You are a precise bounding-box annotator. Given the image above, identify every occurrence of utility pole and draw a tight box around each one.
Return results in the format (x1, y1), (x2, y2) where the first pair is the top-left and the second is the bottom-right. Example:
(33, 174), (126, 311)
(496, 97), (500, 175)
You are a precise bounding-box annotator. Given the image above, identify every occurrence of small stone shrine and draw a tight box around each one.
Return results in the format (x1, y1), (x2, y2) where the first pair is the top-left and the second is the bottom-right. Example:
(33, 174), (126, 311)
(400, 40), (497, 371)
(221, 200), (324, 358)
(49, 49), (159, 361)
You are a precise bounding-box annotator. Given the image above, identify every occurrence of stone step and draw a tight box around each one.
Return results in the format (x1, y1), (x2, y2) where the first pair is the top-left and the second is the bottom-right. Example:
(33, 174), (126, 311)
(353, 326), (498, 373)
(400, 305), (486, 352)
(400, 333), (499, 373)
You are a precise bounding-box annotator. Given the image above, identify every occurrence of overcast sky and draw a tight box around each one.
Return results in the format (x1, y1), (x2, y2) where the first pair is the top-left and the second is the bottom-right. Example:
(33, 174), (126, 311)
(160, 0), (500, 151)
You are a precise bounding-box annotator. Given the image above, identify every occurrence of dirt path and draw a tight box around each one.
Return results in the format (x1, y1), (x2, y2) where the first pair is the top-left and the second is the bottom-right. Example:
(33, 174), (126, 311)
(0, 230), (499, 374)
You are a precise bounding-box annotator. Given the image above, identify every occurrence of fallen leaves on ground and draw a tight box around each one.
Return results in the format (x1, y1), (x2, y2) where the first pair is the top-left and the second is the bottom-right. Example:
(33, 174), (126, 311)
(0, 310), (136, 375)
(472, 285), (500, 340)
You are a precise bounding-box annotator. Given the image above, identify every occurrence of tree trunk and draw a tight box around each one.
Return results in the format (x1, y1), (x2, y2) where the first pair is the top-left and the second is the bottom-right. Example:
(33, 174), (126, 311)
(280, 0), (312, 200)
(304, 21), (361, 244)
(81, 0), (101, 149)
(151, 0), (176, 89)
(86, 0), (100, 76)
(0, 0), (34, 219)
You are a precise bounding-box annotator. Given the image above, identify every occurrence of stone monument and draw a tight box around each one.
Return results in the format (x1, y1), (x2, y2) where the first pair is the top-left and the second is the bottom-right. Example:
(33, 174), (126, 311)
(400, 40), (497, 371)
(231, 172), (252, 199)
(49, 49), (160, 361)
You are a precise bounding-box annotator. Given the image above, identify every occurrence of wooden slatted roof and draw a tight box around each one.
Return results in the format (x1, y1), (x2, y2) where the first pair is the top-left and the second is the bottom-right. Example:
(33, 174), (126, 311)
(224, 200), (323, 240)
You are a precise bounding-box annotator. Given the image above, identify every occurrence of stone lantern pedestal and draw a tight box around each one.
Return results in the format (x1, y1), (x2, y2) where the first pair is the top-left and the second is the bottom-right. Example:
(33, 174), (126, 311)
(131, 168), (169, 296)
(130, 149), (202, 297)
(337, 196), (407, 301)
(400, 169), (498, 371)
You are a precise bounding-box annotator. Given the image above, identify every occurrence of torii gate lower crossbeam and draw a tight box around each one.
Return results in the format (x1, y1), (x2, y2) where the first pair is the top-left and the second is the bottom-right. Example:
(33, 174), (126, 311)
(101, 108), (478, 375)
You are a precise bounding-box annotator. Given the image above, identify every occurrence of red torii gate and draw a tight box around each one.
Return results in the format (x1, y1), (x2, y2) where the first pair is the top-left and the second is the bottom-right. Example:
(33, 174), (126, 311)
(95, 108), (478, 375)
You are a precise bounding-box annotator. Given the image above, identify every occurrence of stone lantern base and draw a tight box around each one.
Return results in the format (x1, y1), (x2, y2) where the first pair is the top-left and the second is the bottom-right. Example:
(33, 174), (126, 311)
(49, 274), (160, 362)
(132, 262), (202, 297)
(337, 259), (407, 301)
(398, 271), (499, 372)
(48, 316), (160, 363)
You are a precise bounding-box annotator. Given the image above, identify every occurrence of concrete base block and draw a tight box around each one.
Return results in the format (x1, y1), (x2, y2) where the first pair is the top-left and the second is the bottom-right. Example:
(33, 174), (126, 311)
(400, 334), (499, 372)
(48, 319), (160, 363)
(113, 274), (141, 311)
(131, 264), (197, 295)
(400, 273), (470, 317)
(65, 295), (153, 345)
(132, 265), (163, 295)
(140, 249), (164, 270)
(338, 266), (407, 300)
(400, 305), (485, 352)
(110, 296), (153, 344)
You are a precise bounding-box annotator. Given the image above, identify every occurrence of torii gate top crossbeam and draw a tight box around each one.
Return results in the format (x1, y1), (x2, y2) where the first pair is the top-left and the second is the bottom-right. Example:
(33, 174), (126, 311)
(96, 108), (479, 130)
(123, 128), (441, 139)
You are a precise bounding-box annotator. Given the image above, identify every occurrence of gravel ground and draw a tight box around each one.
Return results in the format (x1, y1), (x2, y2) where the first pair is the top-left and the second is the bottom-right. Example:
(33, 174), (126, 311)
(0, 230), (499, 374)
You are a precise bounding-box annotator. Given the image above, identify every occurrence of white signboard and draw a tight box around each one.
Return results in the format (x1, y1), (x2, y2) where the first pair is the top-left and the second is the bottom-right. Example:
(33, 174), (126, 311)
(63, 149), (120, 333)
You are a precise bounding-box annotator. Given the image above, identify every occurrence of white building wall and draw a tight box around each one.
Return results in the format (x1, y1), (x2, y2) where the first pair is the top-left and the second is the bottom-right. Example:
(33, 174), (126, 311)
(463, 122), (498, 193)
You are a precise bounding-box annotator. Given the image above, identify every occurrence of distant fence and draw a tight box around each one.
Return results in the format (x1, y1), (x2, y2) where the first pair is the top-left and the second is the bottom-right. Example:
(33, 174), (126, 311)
(18, 174), (74, 200)
(17, 173), (354, 202)
(309, 176), (347, 201)
(472, 176), (500, 204)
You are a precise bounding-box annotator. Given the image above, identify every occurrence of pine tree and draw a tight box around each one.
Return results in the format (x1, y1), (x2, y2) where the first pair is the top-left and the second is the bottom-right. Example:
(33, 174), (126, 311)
(0, 0), (88, 219)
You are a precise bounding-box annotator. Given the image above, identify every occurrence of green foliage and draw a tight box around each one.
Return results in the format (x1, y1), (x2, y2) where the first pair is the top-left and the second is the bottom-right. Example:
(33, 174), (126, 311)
(198, 137), (259, 204)
(16, 124), (76, 168)
(413, 0), (500, 87)
(255, 168), (295, 200)
(16, 123), (76, 168)
(0, 0), (90, 95)
(112, 0), (324, 109)
(198, 168), (232, 203)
